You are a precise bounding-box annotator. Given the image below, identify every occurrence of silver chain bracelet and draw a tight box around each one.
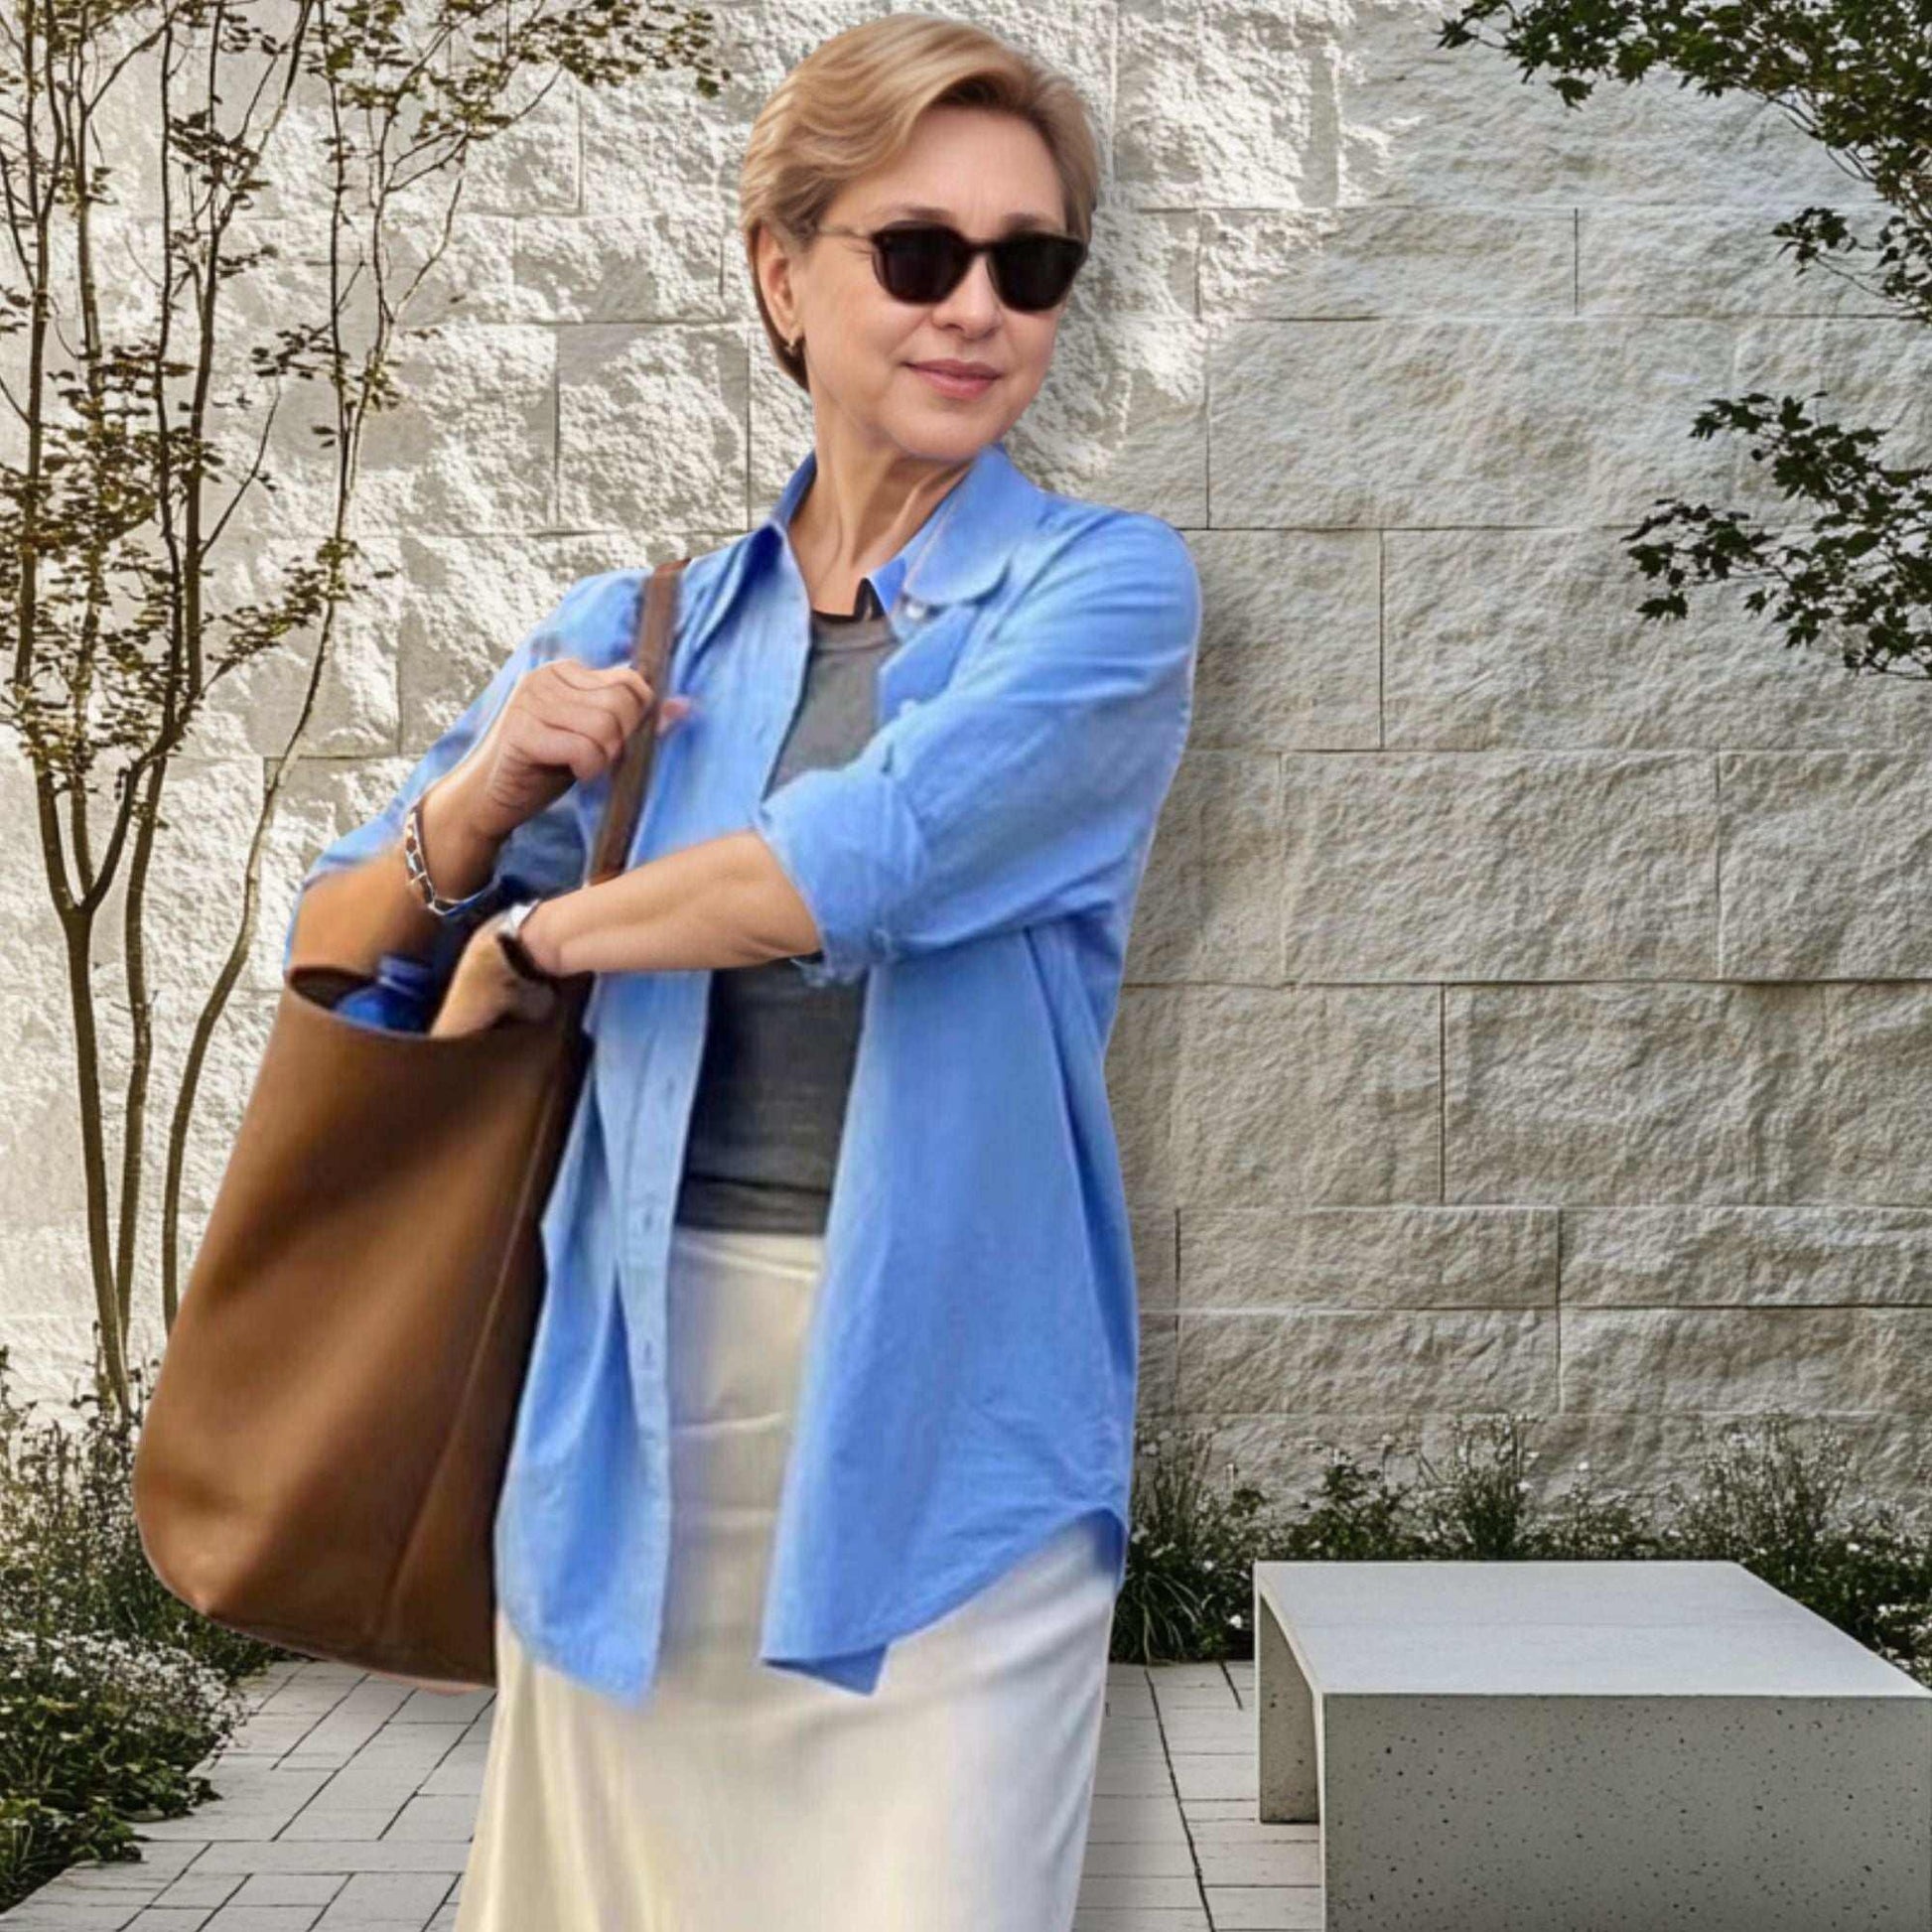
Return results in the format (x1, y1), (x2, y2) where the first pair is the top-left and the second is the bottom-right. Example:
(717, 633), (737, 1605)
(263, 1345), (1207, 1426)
(402, 792), (505, 922)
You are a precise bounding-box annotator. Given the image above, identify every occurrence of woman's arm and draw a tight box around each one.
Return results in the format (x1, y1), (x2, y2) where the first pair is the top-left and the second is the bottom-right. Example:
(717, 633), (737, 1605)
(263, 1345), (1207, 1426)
(288, 768), (510, 985)
(284, 571), (678, 1005)
(514, 828), (821, 979)
(511, 509), (1199, 986)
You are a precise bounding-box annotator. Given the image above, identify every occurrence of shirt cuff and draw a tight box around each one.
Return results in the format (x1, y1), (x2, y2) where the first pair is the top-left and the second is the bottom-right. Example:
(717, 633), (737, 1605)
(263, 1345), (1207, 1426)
(751, 764), (916, 986)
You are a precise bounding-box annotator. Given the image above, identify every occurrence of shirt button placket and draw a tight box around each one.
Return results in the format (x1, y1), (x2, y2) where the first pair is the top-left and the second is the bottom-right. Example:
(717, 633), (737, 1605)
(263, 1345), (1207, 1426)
(633, 1198), (661, 1369)
(627, 1067), (683, 1374)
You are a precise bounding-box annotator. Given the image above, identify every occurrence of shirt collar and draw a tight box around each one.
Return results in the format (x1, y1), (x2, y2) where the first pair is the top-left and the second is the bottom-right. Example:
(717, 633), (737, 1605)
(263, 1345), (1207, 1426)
(678, 435), (1038, 681)
(766, 433), (1035, 610)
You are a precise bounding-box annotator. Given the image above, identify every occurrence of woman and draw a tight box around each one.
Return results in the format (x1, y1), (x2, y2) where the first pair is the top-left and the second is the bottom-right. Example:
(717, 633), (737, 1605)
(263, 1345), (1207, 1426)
(285, 14), (1200, 1929)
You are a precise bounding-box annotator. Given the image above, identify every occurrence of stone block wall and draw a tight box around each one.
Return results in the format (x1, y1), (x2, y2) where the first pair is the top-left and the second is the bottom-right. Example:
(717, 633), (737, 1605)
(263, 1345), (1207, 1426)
(4, 4), (1928, 1518)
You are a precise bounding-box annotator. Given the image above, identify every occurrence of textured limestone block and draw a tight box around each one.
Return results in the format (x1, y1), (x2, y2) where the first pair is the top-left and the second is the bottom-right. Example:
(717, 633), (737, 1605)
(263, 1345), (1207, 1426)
(1109, 982), (1443, 1205)
(459, 84), (579, 217)
(1283, 749), (1717, 981)
(357, 323), (557, 534)
(1445, 982), (1833, 1202)
(1562, 1307), (1932, 1416)
(1179, 1306), (1557, 1413)
(514, 212), (728, 326)
(1325, 3), (1848, 207)
(1021, 310), (1209, 523)
(556, 322), (747, 533)
(193, 534), (404, 763)
(1819, 985), (1932, 1203)
(1721, 753), (1932, 980)
(1731, 317), (1932, 474)
(393, 533), (687, 752)
(1381, 526), (1929, 755)
(1132, 747), (1284, 986)
(1209, 317), (1740, 528)
(1562, 1202), (1932, 1309)
(1186, 527), (1381, 754)
(1581, 202), (1895, 319)
(0, 1213), (205, 1413)
(1179, 1202), (1557, 1311)
(1200, 207), (1574, 320)
(1132, 1204), (1181, 1417)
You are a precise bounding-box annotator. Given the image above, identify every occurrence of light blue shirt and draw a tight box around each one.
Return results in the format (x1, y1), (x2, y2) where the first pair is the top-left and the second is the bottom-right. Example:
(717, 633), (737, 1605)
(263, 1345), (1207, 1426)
(283, 437), (1201, 1704)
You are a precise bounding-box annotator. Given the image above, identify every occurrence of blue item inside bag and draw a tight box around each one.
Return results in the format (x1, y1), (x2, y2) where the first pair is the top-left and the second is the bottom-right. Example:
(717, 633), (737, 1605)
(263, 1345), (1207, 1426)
(315, 867), (550, 1034)
(333, 949), (440, 1034)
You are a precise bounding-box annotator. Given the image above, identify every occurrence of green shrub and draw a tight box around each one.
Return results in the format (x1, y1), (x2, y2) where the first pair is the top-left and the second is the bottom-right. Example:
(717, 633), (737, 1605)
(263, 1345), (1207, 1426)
(1654, 1416), (1932, 1678)
(1115, 1409), (1932, 1692)
(0, 1623), (247, 1894)
(1112, 1424), (1274, 1665)
(0, 1336), (302, 1911)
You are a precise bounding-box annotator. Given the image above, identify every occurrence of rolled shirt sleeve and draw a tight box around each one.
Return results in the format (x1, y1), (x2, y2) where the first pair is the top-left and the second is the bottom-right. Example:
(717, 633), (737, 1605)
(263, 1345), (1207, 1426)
(751, 510), (1200, 986)
(280, 572), (610, 981)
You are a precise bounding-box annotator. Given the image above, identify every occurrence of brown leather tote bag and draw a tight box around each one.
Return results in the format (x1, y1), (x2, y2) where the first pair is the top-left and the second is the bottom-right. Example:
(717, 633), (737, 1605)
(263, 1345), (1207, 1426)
(131, 555), (690, 1692)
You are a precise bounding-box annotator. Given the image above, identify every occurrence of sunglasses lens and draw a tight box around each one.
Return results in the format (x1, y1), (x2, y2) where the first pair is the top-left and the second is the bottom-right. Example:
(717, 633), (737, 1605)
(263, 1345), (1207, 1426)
(994, 236), (1085, 310)
(875, 228), (969, 304)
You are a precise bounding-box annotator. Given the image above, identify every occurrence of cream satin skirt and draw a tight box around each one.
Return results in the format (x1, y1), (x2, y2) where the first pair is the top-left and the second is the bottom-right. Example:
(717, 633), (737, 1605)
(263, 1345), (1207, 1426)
(453, 1219), (1118, 1932)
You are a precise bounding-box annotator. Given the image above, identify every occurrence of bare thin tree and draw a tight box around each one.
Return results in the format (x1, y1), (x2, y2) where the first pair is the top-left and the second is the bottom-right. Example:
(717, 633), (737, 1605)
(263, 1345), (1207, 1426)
(0, 0), (726, 1413)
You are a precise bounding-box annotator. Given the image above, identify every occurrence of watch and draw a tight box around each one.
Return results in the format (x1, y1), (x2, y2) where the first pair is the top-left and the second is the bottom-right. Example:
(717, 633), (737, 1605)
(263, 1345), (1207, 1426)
(495, 897), (562, 985)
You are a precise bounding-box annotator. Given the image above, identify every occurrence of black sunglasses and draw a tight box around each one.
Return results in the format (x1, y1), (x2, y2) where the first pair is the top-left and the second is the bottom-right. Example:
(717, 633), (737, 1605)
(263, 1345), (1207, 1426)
(815, 221), (1088, 313)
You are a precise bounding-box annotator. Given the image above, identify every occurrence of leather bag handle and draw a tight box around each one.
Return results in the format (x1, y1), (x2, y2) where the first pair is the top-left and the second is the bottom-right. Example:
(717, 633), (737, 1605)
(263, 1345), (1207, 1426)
(583, 555), (691, 889)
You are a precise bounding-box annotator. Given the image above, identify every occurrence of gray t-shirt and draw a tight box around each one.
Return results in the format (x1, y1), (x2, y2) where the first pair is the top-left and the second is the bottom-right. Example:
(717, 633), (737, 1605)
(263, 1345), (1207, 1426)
(672, 582), (895, 1234)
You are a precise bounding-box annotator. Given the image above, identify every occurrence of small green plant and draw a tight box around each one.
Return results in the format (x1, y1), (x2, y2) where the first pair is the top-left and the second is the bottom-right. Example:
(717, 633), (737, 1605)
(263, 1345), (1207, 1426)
(1114, 1426), (1275, 1665)
(1276, 1435), (1426, 1562)
(0, 1624), (248, 1899)
(1656, 1416), (1932, 1676)
(1115, 1410), (1932, 1692)
(0, 1338), (301, 1910)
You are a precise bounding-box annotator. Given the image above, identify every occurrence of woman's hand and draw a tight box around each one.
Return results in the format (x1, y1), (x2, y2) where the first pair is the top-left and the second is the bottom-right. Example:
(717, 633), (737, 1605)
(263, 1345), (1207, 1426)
(445, 656), (697, 846)
(430, 906), (559, 1038)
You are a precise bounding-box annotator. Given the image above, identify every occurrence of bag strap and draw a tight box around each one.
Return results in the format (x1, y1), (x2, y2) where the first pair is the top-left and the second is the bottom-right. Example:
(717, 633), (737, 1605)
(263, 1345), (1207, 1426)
(584, 555), (691, 889)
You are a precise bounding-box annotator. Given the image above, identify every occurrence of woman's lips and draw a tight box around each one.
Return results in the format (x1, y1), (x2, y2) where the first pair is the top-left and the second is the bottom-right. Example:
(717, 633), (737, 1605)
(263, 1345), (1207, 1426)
(911, 363), (997, 399)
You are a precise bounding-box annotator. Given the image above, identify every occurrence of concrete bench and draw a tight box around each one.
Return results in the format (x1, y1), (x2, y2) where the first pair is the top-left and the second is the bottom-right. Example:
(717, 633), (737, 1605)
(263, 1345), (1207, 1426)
(1254, 1559), (1932, 1932)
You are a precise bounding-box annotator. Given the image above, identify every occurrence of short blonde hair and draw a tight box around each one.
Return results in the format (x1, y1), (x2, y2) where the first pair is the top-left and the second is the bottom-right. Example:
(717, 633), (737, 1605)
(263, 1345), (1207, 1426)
(739, 14), (1101, 393)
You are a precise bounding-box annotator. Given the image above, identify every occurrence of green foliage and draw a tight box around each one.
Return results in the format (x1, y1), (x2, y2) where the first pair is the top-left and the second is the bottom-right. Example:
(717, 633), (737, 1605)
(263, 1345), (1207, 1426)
(1656, 1414), (1932, 1671)
(1111, 1425), (1276, 1664)
(0, 1341), (301, 1912)
(1115, 1409), (1932, 1693)
(1435, 0), (1932, 678)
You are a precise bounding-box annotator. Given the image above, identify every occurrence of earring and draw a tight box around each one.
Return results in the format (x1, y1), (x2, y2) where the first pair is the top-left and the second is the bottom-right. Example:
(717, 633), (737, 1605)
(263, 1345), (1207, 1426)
(788, 330), (803, 356)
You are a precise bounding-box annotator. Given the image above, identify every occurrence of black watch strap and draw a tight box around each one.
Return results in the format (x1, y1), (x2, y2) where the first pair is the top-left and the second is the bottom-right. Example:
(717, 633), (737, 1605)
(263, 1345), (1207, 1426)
(496, 899), (560, 985)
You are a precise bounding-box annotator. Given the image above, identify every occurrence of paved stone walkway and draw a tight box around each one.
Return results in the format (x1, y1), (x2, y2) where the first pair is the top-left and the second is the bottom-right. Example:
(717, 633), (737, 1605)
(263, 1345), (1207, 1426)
(0, 1652), (1320, 1930)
